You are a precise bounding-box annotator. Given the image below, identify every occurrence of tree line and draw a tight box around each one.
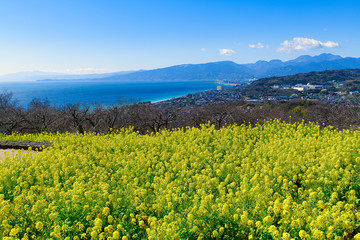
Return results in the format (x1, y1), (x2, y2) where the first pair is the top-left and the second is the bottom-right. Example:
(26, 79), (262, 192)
(1, 91), (360, 135)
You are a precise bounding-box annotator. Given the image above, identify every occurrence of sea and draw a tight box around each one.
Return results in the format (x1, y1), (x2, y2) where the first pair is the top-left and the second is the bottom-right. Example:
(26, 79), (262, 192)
(0, 80), (231, 108)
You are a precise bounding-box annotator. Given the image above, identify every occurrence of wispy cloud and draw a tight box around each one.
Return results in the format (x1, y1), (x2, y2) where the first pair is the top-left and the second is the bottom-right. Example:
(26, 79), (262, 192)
(249, 43), (265, 49)
(277, 37), (339, 53)
(54, 68), (113, 74)
(200, 48), (206, 52)
(219, 48), (235, 56)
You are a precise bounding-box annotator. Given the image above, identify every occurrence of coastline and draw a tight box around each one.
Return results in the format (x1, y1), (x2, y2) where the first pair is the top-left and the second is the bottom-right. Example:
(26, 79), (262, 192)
(150, 81), (233, 104)
(152, 84), (244, 108)
(151, 98), (174, 104)
(2, 80), (228, 108)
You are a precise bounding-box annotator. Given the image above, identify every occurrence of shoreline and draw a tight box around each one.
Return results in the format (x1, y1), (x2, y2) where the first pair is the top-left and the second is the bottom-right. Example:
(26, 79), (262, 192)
(151, 98), (174, 104)
(150, 81), (237, 104)
(150, 89), (215, 104)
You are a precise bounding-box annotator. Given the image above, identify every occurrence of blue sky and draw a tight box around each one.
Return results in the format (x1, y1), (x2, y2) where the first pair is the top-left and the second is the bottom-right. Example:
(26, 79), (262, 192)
(0, 0), (359, 75)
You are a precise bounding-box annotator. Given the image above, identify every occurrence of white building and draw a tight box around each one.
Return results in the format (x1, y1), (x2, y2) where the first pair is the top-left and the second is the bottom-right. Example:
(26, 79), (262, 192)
(293, 86), (307, 91)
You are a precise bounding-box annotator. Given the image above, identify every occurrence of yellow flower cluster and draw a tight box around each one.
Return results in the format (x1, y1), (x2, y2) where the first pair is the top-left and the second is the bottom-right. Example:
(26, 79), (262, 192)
(1, 120), (360, 239)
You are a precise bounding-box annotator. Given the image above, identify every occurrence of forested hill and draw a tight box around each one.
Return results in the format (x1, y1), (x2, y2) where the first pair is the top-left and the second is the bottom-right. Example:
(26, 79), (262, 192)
(243, 69), (360, 96)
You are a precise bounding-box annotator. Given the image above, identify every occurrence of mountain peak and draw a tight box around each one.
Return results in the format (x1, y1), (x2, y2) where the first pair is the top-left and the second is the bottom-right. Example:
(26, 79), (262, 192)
(288, 55), (312, 63)
(288, 53), (343, 64)
(313, 53), (342, 62)
(269, 59), (283, 63)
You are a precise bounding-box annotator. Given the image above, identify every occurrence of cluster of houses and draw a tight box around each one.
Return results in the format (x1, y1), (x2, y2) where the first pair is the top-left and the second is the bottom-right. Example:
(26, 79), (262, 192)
(271, 81), (360, 95)
(154, 87), (242, 108)
(154, 80), (360, 108)
(272, 83), (324, 91)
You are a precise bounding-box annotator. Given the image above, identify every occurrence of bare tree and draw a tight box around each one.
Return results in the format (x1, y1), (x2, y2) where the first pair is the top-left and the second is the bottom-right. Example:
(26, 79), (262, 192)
(121, 103), (178, 133)
(190, 103), (234, 129)
(61, 104), (94, 133)
(0, 91), (25, 134)
(22, 98), (58, 133)
(100, 105), (132, 132)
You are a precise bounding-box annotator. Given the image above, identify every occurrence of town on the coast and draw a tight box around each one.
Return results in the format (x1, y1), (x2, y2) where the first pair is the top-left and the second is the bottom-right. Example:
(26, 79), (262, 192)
(155, 74), (360, 108)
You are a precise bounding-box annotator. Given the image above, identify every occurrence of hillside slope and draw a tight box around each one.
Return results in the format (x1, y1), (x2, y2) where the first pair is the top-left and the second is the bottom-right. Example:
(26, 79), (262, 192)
(243, 68), (360, 96)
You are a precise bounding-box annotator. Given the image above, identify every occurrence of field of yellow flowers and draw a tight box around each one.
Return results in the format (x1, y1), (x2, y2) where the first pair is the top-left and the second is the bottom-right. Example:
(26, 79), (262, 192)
(1, 120), (360, 239)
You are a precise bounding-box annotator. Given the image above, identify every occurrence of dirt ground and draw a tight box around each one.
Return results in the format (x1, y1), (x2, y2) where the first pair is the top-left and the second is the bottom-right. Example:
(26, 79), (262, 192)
(0, 149), (38, 161)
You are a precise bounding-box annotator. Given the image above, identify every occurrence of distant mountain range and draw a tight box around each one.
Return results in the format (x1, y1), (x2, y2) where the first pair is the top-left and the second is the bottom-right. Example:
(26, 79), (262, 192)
(50, 53), (360, 83)
(244, 53), (360, 79)
(1, 53), (360, 83)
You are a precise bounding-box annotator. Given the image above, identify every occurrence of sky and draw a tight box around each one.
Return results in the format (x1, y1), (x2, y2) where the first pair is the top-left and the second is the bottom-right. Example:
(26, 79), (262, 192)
(0, 0), (359, 75)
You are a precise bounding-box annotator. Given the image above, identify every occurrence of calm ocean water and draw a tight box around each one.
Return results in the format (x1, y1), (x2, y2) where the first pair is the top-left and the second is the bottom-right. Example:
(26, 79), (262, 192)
(0, 80), (229, 107)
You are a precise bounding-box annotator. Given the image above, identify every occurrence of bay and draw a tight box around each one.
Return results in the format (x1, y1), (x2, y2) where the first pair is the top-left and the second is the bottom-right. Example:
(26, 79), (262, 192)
(0, 80), (230, 107)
